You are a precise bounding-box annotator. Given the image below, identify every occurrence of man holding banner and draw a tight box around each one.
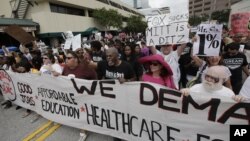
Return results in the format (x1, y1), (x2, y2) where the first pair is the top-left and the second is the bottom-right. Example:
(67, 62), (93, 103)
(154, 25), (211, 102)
(181, 66), (234, 97)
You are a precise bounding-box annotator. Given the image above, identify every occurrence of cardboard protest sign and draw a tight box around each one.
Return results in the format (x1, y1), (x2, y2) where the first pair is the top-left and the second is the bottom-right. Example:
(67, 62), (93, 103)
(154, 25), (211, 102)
(1, 70), (249, 141)
(231, 12), (250, 36)
(4, 25), (36, 45)
(146, 18), (189, 46)
(193, 24), (223, 56)
(72, 34), (81, 51)
(145, 0), (189, 46)
(62, 31), (74, 50)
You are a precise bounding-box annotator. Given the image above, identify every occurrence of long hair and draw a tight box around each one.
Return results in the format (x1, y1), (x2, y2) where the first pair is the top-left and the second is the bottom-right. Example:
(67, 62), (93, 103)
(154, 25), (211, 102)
(146, 61), (170, 77)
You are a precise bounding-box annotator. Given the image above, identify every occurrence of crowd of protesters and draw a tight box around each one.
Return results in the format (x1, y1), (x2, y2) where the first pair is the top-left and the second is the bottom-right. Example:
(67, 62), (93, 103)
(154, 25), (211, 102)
(1, 27), (250, 140)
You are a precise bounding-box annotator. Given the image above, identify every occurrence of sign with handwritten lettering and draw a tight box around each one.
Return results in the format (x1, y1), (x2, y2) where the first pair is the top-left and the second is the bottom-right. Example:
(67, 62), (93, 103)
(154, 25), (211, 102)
(193, 24), (223, 56)
(146, 13), (189, 46)
(0, 70), (249, 141)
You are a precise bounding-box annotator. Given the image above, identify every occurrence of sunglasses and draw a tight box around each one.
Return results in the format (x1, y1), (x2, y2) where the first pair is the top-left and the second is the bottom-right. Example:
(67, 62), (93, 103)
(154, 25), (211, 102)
(204, 74), (220, 83)
(150, 62), (160, 66)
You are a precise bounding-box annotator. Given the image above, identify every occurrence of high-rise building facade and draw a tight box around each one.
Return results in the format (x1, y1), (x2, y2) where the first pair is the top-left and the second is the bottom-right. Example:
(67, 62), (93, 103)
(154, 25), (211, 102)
(120, 0), (142, 8)
(189, 0), (242, 16)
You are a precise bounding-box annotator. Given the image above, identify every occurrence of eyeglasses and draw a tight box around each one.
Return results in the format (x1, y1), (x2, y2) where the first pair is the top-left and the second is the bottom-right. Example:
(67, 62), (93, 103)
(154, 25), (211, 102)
(204, 74), (220, 83)
(150, 62), (160, 66)
(66, 57), (74, 60)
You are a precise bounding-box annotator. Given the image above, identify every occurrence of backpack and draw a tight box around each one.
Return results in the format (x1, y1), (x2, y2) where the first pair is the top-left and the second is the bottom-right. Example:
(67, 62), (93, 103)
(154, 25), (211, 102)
(186, 64), (207, 88)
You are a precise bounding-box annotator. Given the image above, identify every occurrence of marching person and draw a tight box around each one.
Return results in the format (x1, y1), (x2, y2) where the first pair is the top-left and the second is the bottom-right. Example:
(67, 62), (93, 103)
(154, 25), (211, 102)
(181, 66), (245, 102)
(138, 54), (176, 89)
(40, 53), (63, 76)
(223, 42), (249, 94)
(150, 43), (187, 89)
(61, 50), (97, 141)
(86, 47), (135, 141)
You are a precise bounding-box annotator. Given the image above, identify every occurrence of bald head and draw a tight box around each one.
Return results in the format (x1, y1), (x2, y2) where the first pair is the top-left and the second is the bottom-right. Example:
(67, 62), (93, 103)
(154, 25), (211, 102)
(202, 65), (229, 91)
(106, 47), (120, 66)
(206, 66), (229, 81)
(106, 47), (119, 56)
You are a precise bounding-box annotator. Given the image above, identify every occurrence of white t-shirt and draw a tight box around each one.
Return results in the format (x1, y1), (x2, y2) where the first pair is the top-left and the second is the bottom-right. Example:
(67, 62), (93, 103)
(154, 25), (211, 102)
(40, 63), (62, 75)
(158, 50), (180, 89)
(190, 84), (235, 98)
(239, 76), (250, 99)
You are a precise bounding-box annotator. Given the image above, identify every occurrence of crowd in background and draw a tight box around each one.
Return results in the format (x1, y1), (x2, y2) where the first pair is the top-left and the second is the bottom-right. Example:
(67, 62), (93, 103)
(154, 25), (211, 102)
(1, 27), (250, 140)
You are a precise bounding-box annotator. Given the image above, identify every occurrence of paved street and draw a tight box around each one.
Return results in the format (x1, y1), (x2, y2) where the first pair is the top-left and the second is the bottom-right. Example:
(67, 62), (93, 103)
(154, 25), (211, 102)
(0, 96), (114, 141)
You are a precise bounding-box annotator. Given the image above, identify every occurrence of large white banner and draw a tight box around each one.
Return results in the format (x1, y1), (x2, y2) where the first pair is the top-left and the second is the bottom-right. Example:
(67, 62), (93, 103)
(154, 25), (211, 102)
(193, 24), (223, 56)
(0, 70), (249, 141)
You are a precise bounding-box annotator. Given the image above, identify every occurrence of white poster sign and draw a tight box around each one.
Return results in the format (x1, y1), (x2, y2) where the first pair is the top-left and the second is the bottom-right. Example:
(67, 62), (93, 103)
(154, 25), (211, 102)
(0, 70), (249, 141)
(72, 34), (81, 51)
(146, 13), (189, 28)
(146, 21), (189, 46)
(64, 39), (72, 50)
(145, 0), (189, 46)
(193, 24), (223, 56)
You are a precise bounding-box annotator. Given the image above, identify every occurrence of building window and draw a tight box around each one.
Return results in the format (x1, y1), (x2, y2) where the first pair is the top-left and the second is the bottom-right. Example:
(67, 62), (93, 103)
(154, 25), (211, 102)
(204, 7), (210, 11)
(205, 2), (211, 5)
(194, 4), (202, 8)
(50, 3), (85, 16)
(194, 0), (202, 2)
(96, 0), (141, 16)
(88, 10), (93, 17)
(194, 9), (202, 13)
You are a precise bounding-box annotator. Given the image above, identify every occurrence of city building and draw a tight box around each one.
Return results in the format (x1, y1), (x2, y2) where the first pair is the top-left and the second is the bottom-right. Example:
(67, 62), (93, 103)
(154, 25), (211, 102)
(0, 0), (141, 46)
(120, 0), (142, 8)
(189, 0), (242, 16)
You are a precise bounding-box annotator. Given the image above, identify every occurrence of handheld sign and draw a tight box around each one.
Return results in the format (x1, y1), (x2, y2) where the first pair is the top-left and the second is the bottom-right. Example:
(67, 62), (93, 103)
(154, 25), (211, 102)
(231, 12), (250, 36)
(193, 24), (223, 56)
(72, 34), (81, 51)
(145, 0), (189, 46)
(63, 31), (74, 50)
(146, 13), (189, 46)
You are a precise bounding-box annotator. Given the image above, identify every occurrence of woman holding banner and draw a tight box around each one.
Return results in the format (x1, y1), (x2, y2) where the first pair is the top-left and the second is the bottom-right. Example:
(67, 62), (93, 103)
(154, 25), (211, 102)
(62, 50), (97, 141)
(139, 54), (176, 89)
(40, 53), (63, 76)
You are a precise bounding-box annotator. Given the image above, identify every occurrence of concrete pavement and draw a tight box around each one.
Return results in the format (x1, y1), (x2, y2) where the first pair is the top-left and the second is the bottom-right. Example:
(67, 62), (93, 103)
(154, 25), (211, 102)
(0, 96), (114, 141)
